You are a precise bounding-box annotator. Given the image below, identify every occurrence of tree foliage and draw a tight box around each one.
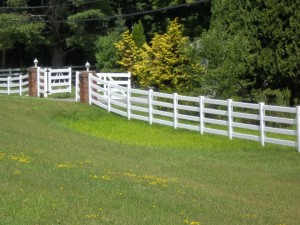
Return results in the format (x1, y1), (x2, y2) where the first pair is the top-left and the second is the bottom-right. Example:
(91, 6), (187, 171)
(132, 18), (206, 93)
(115, 30), (138, 73)
(0, 1), (44, 67)
(95, 11), (126, 72)
(131, 20), (146, 48)
(198, 0), (300, 104)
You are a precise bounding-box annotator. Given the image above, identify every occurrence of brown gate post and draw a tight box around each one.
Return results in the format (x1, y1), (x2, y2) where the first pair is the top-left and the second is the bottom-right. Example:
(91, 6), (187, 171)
(27, 67), (38, 97)
(79, 71), (97, 104)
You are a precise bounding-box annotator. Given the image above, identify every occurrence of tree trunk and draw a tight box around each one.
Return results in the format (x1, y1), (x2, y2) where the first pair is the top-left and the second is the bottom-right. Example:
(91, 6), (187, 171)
(51, 45), (63, 68)
(50, 0), (64, 68)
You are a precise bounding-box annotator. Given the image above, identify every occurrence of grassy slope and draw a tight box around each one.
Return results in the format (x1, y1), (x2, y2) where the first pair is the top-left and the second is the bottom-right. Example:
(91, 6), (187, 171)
(0, 96), (299, 225)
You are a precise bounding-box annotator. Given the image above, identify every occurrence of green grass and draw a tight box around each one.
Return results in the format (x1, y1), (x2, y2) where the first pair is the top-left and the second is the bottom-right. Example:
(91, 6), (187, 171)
(0, 95), (299, 225)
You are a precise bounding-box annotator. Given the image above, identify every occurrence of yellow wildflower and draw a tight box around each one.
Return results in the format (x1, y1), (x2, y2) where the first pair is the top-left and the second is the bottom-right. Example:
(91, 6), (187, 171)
(0, 151), (5, 160)
(101, 175), (111, 180)
(190, 221), (201, 225)
(9, 152), (30, 163)
(85, 213), (99, 219)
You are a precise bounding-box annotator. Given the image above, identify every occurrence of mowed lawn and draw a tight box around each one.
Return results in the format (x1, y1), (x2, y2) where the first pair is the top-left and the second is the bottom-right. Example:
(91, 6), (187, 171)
(0, 96), (299, 225)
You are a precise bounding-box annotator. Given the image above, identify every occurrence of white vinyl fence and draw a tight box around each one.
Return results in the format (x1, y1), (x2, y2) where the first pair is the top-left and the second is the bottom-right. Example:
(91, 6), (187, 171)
(78, 73), (300, 152)
(0, 70), (29, 96)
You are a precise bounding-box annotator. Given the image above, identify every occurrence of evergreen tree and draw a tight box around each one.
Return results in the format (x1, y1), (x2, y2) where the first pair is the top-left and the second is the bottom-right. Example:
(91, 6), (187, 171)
(114, 30), (138, 73)
(131, 20), (146, 48)
(95, 10), (126, 72)
(133, 18), (206, 93)
(198, 0), (300, 104)
(0, 0), (44, 67)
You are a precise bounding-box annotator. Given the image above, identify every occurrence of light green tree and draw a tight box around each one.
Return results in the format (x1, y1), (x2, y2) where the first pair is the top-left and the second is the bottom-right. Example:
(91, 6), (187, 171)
(95, 10), (127, 72)
(131, 20), (146, 49)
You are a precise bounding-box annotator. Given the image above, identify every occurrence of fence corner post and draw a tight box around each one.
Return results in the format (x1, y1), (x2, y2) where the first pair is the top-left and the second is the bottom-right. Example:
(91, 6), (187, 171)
(79, 71), (91, 104)
(27, 67), (38, 97)
(297, 106), (300, 153)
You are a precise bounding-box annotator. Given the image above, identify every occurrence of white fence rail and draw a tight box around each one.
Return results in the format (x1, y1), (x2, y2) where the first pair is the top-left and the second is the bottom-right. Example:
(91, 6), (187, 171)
(83, 73), (300, 152)
(0, 73), (29, 96)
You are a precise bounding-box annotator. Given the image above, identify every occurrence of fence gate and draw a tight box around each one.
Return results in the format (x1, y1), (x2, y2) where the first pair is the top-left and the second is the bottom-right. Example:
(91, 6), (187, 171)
(96, 72), (131, 99)
(75, 72), (131, 102)
(38, 67), (72, 97)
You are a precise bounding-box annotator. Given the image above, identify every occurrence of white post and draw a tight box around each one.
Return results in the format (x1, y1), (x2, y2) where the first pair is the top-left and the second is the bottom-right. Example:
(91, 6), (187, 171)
(75, 71), (79, 102)
(128, 72), (131, 88)
(297, 106), (300, 153)
(107, 82), (111, 112)
(44, 68), (48, 98)
(149, 89), (153, 125)
(19, 75), (22, 96)
(7, 76), (10, 95)
(199, 96), (204, 134)
(47, 68), (51, 96)
(68, 67), (72, 93)
(88, 73), (92, 105)
(127, 85), (131, 120)
(173, 93), (178, 129)
(228, 99), (233, 140)
(259, 102), (265, 146)
(37, 67), (40, 97)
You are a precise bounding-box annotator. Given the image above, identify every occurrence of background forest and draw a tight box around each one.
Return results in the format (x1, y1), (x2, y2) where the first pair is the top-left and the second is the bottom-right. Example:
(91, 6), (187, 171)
(0, 0), (299, 105)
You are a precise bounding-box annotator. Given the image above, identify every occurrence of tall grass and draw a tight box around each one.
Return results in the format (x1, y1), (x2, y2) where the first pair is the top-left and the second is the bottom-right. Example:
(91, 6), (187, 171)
(0, 96), (299, 225)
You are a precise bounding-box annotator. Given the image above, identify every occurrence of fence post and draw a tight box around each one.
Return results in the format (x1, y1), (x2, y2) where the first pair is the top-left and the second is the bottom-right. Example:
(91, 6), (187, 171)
(259, 102), (265, 146)
(88, 74), (92, 105)
(7, 76), (10, 95)
(128, 72), (131, 88)
(297, 106), (300, 153)
(228, 99), (233, 140)
(149, 89), (153, 125)
(79, 71), (90, 104)
(174, 93), (178, 129)
(75, 71), (80, 102)
(27, 67), (38, 97)
(47, 68), (51, 95)
(44, 68), (51, 98)
(19, 75), (22, 96)
(107, 82), (111, 112)
(127, 85), (131, 120)
(37, 67), (41, 97)
(199, 96), (204, 134)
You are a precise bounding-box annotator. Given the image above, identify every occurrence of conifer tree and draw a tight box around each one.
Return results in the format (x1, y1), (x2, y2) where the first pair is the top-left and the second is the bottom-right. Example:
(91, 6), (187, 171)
(131, 20), (146, 49)
(95, 10), (126, 72)
(133, 18), (205, 93)
(114, 29), (138, 73)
